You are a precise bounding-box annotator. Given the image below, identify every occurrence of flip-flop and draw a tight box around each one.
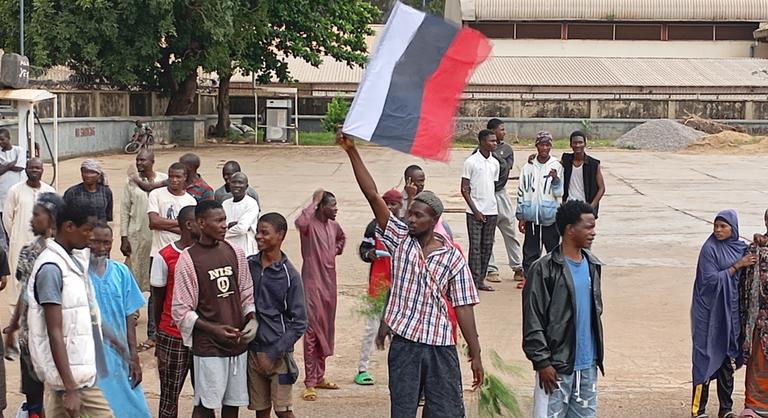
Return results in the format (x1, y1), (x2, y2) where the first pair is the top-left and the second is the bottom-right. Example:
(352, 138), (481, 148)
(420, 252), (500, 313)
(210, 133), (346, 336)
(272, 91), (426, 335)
(302, 388), (318, 401)
(316, 379), (340, 390)
(354, 371), (375, 386)
(477, 285), (495, 292)
(516, 280), (526, 289)
(137, 339), (155, 352)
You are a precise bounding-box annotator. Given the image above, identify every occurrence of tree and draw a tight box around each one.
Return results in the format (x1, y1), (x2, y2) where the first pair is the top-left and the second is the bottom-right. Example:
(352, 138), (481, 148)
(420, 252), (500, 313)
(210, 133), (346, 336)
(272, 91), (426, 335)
(0, 0), (378, 127)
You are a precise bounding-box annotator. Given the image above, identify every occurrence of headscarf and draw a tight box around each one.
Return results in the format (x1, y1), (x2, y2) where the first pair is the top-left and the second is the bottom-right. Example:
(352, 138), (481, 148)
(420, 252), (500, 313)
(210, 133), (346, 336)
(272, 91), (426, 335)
(691, 209), (748, 385)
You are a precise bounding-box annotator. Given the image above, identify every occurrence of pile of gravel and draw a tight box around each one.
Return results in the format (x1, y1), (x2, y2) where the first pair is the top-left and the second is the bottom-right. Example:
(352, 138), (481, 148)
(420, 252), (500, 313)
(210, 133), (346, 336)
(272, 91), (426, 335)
(615, 119), (706, 151)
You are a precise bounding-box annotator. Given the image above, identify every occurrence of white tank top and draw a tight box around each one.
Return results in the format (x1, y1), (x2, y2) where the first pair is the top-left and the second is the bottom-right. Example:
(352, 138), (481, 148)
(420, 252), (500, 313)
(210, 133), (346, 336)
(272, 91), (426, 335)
(568, 164), (586, 202)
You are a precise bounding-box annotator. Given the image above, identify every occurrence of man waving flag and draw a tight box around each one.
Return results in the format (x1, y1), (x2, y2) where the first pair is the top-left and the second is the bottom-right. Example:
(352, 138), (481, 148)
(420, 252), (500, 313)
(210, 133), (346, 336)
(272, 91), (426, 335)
(342, 1), (491, 161)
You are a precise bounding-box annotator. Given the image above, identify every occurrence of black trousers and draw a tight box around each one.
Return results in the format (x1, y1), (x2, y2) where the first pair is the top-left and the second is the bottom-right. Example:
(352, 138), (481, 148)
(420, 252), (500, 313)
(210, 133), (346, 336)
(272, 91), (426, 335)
(522, 222), (560, 275)
(388, 336), (465, 418)
(691, 358), (734, 417)
(466, 214), (498, 288)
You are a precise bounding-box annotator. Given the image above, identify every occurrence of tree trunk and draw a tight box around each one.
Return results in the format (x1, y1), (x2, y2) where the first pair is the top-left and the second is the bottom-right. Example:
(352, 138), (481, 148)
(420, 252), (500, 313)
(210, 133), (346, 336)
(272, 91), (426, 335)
(214, 72), (232, 137)
(165, 70), (198, 115)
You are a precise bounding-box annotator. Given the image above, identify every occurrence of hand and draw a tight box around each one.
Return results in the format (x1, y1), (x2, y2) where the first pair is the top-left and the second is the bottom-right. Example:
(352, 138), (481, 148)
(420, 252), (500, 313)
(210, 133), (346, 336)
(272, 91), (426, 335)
(375, 321), (391, 350)
(63, 389), (82, 418)
(755, 234), (768, 247)
(548, 169), (559, 181)
(212, 325), (241, 344)
(335, 126), (355, 151)
(257, 352), (277, 374)
(129, 355), (143, 388)
(538, 366), (559, 395)
(473, 211), (486, 223)
(312, 189), (325, 206)
(518, 220), (526, 234)
(3, 326), (17, 357)
(735, 254), (758, 269)
(240, 319), (258, 344)
(120, 236), (132, 257)
(469, 354), (484, 390)
(367, 249), (379, 261)
(405, 178), (417, 199)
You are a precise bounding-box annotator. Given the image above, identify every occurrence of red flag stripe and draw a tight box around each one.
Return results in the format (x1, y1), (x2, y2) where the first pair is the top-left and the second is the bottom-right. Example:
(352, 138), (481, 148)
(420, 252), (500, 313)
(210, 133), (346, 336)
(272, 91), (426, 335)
(409, 28), (492, 161)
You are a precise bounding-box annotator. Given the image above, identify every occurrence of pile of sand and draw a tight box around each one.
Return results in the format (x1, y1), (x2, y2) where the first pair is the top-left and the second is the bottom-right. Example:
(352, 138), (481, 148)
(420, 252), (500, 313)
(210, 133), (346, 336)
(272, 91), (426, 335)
(686, 131), (768, 153)
(615, 119), (706, 151)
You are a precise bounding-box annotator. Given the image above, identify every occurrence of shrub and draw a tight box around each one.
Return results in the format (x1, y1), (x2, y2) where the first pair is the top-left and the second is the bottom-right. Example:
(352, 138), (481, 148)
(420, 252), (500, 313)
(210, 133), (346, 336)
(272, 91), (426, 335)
(321, 96), (350, 132)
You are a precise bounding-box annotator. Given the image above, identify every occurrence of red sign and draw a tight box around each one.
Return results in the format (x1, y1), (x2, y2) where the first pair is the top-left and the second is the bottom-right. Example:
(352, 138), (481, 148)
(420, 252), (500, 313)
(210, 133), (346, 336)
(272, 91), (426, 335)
(75, 127), (96, 137)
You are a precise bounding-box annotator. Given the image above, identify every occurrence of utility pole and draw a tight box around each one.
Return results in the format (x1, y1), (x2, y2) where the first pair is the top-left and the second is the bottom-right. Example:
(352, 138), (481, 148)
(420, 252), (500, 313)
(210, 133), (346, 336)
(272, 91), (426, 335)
(20, 0), (24, 55)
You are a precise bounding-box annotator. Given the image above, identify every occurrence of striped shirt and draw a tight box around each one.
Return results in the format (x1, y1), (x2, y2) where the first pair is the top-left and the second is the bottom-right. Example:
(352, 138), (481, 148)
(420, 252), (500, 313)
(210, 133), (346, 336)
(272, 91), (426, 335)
(377, 216), (479, 346)
(186, 175), (214, 203)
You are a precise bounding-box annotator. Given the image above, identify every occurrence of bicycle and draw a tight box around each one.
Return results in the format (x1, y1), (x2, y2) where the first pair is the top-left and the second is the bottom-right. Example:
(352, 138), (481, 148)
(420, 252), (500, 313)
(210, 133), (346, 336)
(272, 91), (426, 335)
(125, 121), (155, 154)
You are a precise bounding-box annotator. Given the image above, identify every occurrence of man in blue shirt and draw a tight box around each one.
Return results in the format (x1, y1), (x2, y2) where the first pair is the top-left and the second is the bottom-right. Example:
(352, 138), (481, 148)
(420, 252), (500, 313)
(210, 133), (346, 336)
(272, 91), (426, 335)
(522, 200), (605, 418)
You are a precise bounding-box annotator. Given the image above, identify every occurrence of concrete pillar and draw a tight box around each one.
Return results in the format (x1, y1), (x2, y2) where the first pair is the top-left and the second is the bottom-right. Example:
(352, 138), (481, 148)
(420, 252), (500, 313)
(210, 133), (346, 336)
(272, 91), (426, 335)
(589, 99), (599, 119)
(60, 93), (67, 118)
(124, 92), (130, 117)
(93, 92), (101, 117)
(193, 118), (206, 147)
(667, 100), (677, 119)
(512, 100), (522, 118)
(745, 101), (755, 120)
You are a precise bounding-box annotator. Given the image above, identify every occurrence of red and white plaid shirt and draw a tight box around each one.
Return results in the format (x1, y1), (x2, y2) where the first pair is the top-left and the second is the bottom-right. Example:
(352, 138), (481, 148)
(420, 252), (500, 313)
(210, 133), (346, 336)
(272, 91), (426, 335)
(378, 216), (479, 346)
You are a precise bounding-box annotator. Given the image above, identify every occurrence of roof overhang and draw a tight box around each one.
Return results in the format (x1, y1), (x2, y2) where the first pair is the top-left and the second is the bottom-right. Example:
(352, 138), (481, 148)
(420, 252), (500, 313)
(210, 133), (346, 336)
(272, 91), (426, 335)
(0, 89), (56, 103)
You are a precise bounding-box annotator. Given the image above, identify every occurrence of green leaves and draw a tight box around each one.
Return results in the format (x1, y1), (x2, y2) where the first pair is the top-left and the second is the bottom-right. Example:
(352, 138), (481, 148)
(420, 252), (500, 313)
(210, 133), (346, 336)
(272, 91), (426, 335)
(321, 96), (351, 132)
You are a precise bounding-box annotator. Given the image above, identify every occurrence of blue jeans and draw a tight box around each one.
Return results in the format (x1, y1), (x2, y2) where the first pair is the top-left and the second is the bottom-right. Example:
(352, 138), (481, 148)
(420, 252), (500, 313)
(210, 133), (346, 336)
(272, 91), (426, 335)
(533, 366), (598, 418)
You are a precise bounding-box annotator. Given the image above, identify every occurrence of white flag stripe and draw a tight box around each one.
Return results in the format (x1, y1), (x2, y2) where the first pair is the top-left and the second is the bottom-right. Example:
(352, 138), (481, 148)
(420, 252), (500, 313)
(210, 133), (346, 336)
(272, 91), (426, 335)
(343, 2), (425, 141)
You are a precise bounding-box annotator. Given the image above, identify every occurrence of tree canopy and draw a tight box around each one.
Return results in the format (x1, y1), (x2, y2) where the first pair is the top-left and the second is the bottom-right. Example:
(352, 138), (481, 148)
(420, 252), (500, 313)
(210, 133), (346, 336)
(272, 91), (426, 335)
(0, 0), (379, 119)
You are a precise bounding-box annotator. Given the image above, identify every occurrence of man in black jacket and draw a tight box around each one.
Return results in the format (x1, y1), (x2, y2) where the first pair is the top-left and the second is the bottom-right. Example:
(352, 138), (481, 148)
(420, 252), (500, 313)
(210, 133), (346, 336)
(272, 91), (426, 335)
(522, 200), (604, 418)
(562, 131), (605, 217)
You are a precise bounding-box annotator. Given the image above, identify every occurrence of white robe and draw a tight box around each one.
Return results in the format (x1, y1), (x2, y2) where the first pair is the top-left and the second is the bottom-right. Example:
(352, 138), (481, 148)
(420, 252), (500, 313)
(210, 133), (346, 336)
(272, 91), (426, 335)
(223, 195), (260, 257)
(3, 181), (55, 297)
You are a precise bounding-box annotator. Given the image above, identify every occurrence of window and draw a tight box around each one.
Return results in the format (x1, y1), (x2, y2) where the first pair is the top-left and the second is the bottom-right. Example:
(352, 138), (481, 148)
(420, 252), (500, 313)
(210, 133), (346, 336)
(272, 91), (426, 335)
(668, 24), (714, 40)
(467, 23), (515, 38)
(715, 24), (759, 40)
(615, 24), (662, 40)
(567, 24), (613, 40)
(515, 23), (562, 39)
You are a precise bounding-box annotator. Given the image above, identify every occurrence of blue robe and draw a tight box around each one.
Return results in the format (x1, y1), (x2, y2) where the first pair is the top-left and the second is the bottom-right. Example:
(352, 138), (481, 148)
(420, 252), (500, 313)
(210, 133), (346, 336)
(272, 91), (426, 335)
(90, 260), (151, 418)
(691, 209), (748, 385)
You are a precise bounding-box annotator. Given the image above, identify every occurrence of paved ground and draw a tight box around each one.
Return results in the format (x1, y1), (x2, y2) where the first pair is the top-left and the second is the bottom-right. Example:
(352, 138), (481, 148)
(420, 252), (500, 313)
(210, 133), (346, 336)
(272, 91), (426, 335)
(3, 145), (765, 417)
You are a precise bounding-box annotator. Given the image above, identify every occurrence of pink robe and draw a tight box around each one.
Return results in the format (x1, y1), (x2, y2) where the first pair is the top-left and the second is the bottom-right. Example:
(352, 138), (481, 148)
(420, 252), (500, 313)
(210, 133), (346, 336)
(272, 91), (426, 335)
(295, 203), (345, 385)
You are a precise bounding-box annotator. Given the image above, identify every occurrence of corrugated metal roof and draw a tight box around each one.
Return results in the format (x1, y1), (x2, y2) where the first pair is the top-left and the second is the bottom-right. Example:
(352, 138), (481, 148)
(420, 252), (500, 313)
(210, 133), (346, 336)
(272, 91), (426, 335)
(464, 0), (768, 22)
(233, 56), (768, 89)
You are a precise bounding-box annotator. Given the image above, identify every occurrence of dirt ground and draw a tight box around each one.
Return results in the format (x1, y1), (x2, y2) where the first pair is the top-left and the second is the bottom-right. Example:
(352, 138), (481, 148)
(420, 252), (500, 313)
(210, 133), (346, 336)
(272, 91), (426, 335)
(3, 145), (766, 417)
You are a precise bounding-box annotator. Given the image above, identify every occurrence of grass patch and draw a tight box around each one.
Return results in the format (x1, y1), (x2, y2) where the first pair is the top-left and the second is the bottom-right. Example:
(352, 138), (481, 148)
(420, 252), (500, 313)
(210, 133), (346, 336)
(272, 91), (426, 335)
(290, 131), (617, 148)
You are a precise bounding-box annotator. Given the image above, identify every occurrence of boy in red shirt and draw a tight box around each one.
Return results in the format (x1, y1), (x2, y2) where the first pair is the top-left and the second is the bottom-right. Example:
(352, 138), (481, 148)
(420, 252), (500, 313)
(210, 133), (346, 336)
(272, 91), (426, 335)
(150, 205), (197, 418)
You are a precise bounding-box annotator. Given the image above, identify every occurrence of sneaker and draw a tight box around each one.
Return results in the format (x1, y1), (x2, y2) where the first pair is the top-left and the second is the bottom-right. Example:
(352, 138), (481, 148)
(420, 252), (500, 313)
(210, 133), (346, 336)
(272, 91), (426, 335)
(486, 271), (502, 283)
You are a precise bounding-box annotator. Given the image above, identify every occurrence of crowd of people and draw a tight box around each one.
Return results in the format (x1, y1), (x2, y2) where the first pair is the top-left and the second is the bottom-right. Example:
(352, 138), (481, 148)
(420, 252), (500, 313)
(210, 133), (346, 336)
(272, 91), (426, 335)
(0, 119), (611, 418)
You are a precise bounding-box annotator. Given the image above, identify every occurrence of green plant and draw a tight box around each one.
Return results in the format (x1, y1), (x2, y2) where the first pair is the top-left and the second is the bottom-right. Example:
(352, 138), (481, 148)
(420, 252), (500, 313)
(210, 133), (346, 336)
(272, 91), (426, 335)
(477, 351), (523, 418)
(357, 286), (389, 319)
(321, 97), (351, 132)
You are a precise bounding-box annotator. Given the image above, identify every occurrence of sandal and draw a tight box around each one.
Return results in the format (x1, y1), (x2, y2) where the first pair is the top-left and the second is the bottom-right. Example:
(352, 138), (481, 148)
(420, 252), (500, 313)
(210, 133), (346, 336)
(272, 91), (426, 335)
(477, 285), (495, 292)
(486, 271), (502, 283)
(137, 339), (155, 352)
(302, 388), (318, 401)
(516, 279), (526, 289)
(316, 379), (340, 390)
(354, 371), (375, 386)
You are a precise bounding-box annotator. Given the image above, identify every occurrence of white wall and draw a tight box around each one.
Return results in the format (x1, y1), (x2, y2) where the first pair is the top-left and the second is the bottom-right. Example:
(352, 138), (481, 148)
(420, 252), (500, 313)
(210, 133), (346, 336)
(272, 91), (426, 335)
(490, 39), (758, 58)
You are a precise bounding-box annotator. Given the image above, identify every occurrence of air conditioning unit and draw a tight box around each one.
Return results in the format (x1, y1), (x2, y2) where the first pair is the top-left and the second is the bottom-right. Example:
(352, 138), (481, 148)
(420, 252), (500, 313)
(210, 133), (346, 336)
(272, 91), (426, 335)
(264, 99), (292, 143)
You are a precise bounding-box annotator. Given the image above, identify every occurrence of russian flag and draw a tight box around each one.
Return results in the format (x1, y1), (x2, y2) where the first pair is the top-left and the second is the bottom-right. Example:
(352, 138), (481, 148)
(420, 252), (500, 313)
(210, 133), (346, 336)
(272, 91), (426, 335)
(342, 2), (491, 161)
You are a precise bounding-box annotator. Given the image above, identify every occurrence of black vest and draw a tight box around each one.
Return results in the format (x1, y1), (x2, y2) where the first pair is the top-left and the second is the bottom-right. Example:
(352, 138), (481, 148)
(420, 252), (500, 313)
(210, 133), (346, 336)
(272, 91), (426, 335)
(562, 153), (600, 217)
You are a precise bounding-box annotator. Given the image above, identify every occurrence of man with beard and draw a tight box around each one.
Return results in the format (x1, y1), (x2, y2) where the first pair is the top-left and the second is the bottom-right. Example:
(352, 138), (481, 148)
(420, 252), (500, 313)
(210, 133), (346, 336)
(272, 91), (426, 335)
(120, 149), (167, 292)
(295, 189), (345, 401)
(337, 130), (483, 417)
(3, 158), (54, 286)
(88, 222), (151, 418)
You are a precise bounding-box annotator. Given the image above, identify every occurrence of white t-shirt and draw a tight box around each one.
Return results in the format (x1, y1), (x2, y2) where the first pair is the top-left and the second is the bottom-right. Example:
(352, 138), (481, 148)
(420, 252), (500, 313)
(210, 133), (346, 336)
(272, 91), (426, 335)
(0, 146), (26, 209)
(568, 164), (587, 202)
(223, 195), (260, 257)
(147, 188), (197, 256)
(462, 151), (500, 215)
